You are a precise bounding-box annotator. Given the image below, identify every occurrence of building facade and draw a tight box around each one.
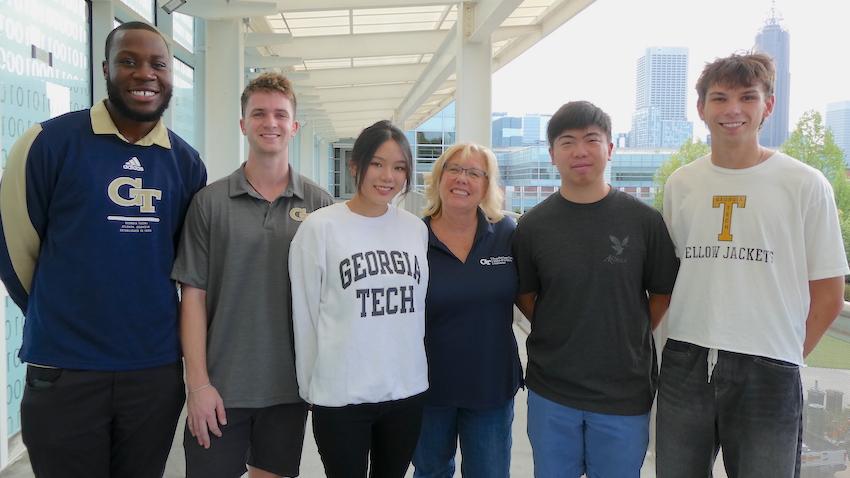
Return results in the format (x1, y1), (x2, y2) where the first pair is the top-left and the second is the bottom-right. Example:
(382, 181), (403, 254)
(826, 100), (850, 167)
(754, 10), (791, 148)
(629, 47), (693, 149)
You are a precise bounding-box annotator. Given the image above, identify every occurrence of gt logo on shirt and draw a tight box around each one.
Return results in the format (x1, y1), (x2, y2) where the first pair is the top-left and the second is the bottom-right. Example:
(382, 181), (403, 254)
(108, 177), (162, 213)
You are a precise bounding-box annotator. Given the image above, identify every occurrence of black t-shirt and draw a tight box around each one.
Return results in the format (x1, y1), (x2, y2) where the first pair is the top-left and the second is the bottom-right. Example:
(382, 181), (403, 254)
(512, 189), (678, 415)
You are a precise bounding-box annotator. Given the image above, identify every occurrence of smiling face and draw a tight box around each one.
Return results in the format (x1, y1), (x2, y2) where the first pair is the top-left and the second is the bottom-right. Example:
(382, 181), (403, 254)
(549, 125), (613, 191)
(439, 151), (488, 215)
(240, 90), (299, 157)
(351, 139), (409, 216)
(698, 82), (774, 147)
(103, 28), (172, 123)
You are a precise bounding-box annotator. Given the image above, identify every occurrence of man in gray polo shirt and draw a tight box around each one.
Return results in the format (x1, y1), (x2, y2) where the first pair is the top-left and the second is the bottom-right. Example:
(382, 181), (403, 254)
(172, 72), (333, 478)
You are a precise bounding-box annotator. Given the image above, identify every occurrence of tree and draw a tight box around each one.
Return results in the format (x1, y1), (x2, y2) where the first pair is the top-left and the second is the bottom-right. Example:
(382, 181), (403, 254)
(782, 110), (850, 209)
(653, 138), (710, 210)
(782, 110), (850, 269)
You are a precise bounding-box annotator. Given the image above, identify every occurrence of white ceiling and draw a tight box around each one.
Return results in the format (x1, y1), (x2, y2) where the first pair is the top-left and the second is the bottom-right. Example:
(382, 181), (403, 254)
(167, 0), (596, 140)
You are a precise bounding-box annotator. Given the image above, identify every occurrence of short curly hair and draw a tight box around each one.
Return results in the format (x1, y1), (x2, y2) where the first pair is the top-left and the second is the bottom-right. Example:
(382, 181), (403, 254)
(240, 72), (297, 116)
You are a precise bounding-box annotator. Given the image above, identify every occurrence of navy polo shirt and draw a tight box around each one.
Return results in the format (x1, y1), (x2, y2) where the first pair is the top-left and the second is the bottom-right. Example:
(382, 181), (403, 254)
(423, 210), (522, 409)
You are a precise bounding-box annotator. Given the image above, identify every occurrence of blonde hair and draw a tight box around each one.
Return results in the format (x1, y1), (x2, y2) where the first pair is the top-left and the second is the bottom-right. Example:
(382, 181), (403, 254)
(423, 143), (504, 222)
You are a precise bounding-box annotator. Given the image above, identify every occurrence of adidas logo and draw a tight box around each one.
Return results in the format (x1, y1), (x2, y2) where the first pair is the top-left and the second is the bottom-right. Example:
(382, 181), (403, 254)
(123, 157), (144, 172)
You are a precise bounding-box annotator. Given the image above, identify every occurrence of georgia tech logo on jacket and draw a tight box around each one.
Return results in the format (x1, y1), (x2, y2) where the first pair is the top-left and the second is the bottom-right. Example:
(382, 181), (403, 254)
(108, 177), (162, 213)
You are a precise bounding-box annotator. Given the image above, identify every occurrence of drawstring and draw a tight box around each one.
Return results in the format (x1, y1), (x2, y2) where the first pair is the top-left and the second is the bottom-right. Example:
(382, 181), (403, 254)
(707, 348), (718, 383)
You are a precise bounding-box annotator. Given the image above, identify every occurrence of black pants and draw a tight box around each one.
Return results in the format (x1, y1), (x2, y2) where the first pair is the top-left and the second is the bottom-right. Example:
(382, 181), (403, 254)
(21, 362), (185, 478)
(312, 393), (425, 478)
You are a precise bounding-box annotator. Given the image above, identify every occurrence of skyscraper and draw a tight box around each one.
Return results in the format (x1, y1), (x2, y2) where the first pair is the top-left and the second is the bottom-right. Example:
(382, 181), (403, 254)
(826, 100), (850, 167)
(754, 6), (791, 148)
(629, 47), (692, 149)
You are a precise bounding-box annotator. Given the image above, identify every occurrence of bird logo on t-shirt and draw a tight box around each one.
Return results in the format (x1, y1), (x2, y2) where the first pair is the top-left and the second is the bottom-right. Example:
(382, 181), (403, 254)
(603, 236), (629, 264)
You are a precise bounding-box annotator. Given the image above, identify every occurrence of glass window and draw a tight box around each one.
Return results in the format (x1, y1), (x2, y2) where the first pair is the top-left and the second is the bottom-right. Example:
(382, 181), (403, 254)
(416, 145), (442, 159)
(416, 131), (442, 145)
(121, 0), (154, 22)
(172, 58), (195, 148)
(172, 12), (194, 52)
(0, 0), (90, 436)
(443, 131), (456, 145)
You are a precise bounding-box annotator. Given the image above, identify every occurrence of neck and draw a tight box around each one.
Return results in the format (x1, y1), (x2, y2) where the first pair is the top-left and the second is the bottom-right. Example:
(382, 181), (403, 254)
(244, 155), (290, 201)
(433, 207), (478, 231)
(347, 195), (388, 217)
(710, 140), (769, 169)
(559, 181), (610, 204)
(104, 100), (157, 144)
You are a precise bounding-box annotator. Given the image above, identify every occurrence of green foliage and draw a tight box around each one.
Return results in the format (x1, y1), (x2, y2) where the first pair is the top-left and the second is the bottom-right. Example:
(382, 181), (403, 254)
(782, 110), (850, 268)
(782, 110), (850, 209)
(653, 138), (710, 211)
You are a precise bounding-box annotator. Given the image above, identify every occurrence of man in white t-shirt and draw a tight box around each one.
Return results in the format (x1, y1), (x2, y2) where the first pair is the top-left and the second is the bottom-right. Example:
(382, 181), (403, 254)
(657, 52), (849, 477)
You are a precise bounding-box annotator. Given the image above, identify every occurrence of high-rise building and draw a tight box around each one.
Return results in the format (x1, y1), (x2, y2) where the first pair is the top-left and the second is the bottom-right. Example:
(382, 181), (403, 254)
(826, 100), (850, 166)
(629, 47), (693, 149)
(754, 7), (791, 148)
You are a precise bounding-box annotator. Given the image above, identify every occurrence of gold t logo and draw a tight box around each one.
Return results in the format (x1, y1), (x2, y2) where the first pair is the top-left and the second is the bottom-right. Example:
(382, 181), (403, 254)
(712, 195), (746, 241)
(108, 177), (162, 213)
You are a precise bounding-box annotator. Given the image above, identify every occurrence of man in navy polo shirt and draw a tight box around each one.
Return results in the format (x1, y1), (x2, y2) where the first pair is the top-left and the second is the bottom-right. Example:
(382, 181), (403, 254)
(0, 22), (206, 477)
(513, 101), (678, 477)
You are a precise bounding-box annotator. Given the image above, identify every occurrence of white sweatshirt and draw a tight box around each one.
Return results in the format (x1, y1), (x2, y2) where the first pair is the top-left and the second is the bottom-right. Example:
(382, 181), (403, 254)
(289, 202), (429, 407)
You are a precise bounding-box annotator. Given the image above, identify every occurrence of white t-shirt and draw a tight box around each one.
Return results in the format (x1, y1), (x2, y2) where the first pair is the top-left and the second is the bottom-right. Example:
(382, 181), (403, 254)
(289, 202), (429, 406)
(663, 152), (849, 365)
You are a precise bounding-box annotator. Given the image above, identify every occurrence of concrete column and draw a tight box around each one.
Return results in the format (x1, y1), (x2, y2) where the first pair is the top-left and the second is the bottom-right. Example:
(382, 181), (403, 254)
(90, 0), (115, 103)
(297, 121), (315, 179)
(454, 2), (492, 147)
(203, 19), (244, 182)
(318, 139), (330, 189)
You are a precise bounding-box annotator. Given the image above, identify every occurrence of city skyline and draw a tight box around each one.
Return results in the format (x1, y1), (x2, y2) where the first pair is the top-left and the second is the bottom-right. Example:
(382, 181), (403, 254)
(492, 0), (850, 142)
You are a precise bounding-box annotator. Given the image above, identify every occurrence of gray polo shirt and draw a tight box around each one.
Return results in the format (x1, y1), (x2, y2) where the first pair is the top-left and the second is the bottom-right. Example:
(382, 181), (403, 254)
(172, 165), (334, 408)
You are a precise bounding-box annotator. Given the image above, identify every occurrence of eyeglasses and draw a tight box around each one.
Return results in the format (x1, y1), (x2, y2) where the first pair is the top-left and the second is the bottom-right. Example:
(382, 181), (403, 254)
(443, 164), (488, 180)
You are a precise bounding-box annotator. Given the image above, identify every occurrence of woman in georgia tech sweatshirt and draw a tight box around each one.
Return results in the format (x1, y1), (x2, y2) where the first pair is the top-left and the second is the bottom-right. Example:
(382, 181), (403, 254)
(289, 120), (429, 478)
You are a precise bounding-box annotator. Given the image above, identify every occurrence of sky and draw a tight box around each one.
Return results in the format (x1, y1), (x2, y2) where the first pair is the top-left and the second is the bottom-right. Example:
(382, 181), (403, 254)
(492, 0), (850, 140)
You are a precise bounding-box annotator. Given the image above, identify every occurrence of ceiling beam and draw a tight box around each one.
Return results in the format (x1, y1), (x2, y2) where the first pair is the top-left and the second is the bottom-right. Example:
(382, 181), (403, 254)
(493, 0), (594, 71)
(268, 30), (447, 59)
(244, 32), (293, 47)
(299, 64), (425, 88)
(395, 24), (457, 125)
(244, 55), (302, 68)
(467, 0), (524, 43)
(310, 84), (412, 103)
(175, 0), (278, 19)
(278, 0), (458, 12)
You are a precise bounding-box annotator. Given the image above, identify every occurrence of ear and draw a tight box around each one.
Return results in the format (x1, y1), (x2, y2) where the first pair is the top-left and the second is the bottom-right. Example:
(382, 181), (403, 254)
(607, 142), (614, 161)
(292, 120), (300, 136)
(697, 99), (706, 122)
(102, 60), (109, 80)
(763, 94), (776, 120)
(548, 146), (555, 164)
(239, 117), (246, 136)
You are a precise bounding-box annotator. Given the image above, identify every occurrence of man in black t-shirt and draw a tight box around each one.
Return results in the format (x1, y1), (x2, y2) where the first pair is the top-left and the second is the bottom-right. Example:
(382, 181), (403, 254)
(513, 101), (678, 477)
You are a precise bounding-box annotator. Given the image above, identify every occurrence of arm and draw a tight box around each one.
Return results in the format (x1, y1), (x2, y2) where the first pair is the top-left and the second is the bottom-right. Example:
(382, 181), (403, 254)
(0, 125), (51, 312)
(516, 292), (536, 322)
(649, 293), (672, 330)
(289, 228), (324, 404)
(803, 276), (846, 357)
(180, 285), (226, 448)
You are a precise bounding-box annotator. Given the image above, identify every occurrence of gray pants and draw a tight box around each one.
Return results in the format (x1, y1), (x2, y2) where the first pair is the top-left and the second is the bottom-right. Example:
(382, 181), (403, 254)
(656, 340), (802, 478)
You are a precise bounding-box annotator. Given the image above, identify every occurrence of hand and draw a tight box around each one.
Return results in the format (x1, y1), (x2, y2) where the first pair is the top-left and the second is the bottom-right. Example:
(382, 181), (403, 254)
(186, 385), (227, 449)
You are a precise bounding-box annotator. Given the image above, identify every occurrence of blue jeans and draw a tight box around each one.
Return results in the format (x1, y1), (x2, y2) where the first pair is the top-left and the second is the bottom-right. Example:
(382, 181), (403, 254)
(656, 339), (802, 478)
(526, 390), (649, 478)
(412, 398), (514, 478)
